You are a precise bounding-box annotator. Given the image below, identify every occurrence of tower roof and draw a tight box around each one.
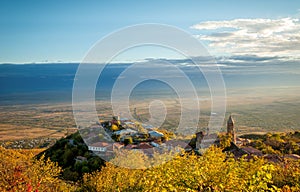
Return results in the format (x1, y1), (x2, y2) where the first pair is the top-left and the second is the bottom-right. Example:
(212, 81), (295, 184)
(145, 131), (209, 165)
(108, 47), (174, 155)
(228, 115), (234, 124)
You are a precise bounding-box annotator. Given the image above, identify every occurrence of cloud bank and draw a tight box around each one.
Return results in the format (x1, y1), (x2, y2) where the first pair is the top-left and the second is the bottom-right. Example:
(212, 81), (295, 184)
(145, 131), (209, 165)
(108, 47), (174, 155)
(191, 17), (300, 59)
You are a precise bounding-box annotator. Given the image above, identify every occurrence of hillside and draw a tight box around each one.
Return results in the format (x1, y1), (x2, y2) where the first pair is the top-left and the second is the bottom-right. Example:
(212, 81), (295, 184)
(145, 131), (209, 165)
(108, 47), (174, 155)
(37, 132), (105, 181)
(241, 131), (300, 156)
(1, 131), (300, 191)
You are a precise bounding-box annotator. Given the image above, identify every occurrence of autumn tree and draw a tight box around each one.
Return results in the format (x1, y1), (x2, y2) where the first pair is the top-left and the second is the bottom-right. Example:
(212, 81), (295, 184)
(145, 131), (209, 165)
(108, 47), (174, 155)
(0, 147), (75, 192)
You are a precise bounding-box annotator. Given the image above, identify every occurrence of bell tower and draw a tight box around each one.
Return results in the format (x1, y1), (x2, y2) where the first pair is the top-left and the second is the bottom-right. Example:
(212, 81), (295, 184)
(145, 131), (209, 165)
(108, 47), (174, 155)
(227, 115), (236, 144)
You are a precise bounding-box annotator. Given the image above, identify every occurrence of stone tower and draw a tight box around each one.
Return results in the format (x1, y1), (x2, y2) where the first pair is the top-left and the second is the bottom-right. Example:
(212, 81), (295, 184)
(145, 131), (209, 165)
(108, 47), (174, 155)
(227, 115), (236, 144)
(195, 131), (205, 150)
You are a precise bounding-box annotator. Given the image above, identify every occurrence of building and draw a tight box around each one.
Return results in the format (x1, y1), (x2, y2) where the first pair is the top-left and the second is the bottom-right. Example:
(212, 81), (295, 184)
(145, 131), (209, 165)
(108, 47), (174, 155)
(240, 146), (263, 156)
(137, 142), (153, 149)
(124, 144), (137, 150)
(75, 156), (87, 163)
(227, 115), (236, 144)
(88, 142), (110, 152)
(148, 130), (164, 139)
(165, 140), (193, 152)
(195, 131), (205, 150)
(114, 129), (137, 137)
(113, 143), (124, 150)
(122, 121), (136, 129)
(200, 133), (219, 149)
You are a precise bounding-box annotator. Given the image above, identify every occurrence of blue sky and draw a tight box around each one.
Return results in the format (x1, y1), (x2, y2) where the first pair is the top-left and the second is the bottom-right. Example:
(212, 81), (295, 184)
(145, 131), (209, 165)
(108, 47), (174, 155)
(1, 0), (300, 63)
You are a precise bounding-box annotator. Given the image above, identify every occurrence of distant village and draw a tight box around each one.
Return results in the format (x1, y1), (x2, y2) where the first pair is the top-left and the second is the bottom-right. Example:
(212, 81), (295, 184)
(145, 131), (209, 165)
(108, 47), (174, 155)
(0, 137), (56, 149)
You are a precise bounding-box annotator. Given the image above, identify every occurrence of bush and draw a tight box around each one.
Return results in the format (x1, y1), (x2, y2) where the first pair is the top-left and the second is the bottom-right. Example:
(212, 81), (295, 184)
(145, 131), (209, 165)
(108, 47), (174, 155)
(0, 147), (75, 191)
(80, 146), (281, 191)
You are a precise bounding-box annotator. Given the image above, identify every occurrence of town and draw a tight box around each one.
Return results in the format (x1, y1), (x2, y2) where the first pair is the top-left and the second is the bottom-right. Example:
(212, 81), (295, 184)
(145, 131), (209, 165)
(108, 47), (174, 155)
(84, 115), (181, 158)
(84, 115), (300, 162)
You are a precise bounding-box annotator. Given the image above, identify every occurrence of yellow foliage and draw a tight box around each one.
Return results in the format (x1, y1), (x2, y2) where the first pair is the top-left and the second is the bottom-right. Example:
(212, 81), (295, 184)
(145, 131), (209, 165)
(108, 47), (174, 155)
(0, 146), (76, 192)
(111, 124), (119, 131)
(81, 146), (285, 191)
(110, 149), (150, 169)
(218, 133), (232, 148)
(1, 145), (300, 191)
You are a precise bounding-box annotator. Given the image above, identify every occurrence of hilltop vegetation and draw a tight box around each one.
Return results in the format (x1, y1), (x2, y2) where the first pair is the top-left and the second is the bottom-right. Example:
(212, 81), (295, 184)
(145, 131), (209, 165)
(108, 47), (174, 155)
(1, 145), (300, 191)
(37, 132), (105, 181)
(1, 131), (300, 191)
(81, 147), (300, 191)
(241, 131), (300, 155)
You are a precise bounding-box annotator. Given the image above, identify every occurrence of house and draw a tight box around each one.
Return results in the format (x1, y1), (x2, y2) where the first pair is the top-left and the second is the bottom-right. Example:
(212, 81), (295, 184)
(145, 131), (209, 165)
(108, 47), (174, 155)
(150, 141), (160, 147)
(113, 143), (124, 150)
(105, 143), (124, 155)
(122, 122), (136, 129)
(90, 143), (124, 158)
(88, 142), (110, 152)
(149, 131), (164, 139)
(75, 156), (87, 163)
(124, 144), (137, 150)
(165, 140), (193, 152)
(263, 154), (283, 163)
(235, 137), (251, 146)
(195, 132), (219, 149)
(114, 129), (137, 137)
(283, 154), (300, 161)
(135, 133), (149, 139)
(240, 146), (263, 157)
(137, 142), (153, 149)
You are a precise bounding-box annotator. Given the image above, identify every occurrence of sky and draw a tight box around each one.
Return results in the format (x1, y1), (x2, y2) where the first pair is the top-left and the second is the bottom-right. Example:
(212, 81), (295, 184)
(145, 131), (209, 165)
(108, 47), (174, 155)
(1, 0), (300, 63)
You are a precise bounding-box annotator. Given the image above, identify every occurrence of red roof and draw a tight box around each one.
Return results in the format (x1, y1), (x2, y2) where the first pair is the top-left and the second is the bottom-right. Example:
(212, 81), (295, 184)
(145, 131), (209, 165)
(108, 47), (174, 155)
(241, 146), (263, 156)
(124, 144), (137, 149)
(263, 154), (283, 163)
(113, 143), (124, 149)
(89, 142), (110, 147)
(137, 142), (153, 149)
(284, 154), (300, 160)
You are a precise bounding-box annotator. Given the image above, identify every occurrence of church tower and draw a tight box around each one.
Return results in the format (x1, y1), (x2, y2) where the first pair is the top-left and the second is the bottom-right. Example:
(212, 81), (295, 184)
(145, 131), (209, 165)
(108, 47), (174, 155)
(227, 115), (236, 144)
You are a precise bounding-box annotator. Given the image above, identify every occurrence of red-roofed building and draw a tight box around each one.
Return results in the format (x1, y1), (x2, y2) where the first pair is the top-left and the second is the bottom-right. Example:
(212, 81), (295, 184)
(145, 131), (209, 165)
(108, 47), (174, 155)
(137, 142), (153, 149)
(284, 154), (300, 161)
(88, 142), (110, 152)
(124, 144), (137, 150)
(240, 146), (263, 156)
(165, 140), (192, 151)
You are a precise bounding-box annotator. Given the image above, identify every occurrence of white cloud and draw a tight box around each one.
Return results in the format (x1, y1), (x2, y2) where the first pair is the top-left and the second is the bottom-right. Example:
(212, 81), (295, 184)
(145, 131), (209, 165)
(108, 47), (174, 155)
(191, 17), (300, 59)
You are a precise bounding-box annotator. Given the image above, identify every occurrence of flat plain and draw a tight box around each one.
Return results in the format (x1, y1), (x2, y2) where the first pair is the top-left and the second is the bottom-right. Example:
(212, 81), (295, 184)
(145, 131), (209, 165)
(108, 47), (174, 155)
(0, 87), (299, 146)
